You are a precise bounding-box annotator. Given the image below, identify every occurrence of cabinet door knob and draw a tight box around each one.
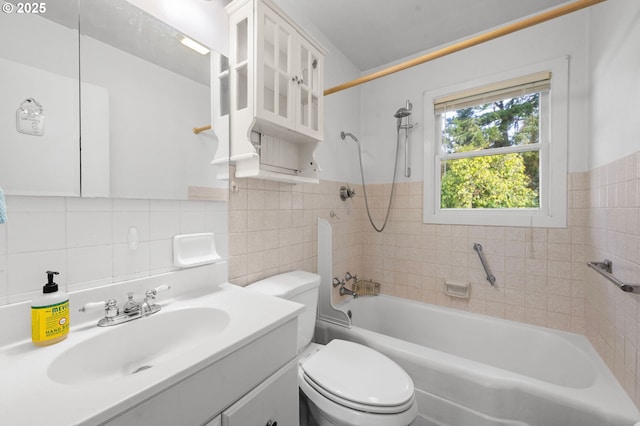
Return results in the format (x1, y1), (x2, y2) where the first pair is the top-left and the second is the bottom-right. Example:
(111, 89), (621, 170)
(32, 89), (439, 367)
(291, 76), (299, 83)
(266, 421), (277, 426)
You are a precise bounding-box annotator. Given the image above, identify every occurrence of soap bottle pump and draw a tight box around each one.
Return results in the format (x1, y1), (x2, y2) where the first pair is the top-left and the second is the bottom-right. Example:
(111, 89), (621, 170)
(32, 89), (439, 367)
(31, 271), (69, 346)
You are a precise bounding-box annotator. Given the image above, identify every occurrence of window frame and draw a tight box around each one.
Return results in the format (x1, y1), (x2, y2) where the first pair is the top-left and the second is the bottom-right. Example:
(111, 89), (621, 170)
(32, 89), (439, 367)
(423, 57), (569, 228)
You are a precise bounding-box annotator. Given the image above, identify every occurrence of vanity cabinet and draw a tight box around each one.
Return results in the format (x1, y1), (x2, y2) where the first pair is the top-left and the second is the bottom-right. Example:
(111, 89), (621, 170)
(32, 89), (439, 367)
(104, 319), (298, 426)
(222, 359), (298, 426)
(206, 360), (297, 426)
(226, 0), (326, 183)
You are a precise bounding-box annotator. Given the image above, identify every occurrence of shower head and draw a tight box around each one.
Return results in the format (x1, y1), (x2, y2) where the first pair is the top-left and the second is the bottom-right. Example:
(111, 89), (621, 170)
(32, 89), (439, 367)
(394, 104), (413, 131)
(394, 107), (412, 119)
(340, 131), (359, 142)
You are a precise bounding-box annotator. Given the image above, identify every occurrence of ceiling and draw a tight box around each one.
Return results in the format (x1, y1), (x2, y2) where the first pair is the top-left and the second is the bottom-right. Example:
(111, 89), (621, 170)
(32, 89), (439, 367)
(298, 0), (572, 71)
(26, 0), (577, 84)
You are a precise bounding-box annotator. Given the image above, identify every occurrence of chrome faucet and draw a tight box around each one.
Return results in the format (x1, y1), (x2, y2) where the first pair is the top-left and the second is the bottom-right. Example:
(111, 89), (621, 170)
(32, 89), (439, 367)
(339, 285), (358, 298)
(80, 285), (170, 327)
(123, 292), (141, 315)
(332, 275), (358, 299)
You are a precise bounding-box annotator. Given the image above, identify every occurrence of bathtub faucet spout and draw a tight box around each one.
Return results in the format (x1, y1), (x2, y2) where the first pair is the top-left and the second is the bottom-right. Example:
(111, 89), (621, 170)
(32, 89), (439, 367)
(339, 285), (358, 299)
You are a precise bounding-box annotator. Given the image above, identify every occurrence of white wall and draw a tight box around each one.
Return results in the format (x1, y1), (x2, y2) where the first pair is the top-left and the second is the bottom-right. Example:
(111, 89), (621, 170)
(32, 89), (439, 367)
(357, 10), (591, 184)
(588, 0), (640, 169)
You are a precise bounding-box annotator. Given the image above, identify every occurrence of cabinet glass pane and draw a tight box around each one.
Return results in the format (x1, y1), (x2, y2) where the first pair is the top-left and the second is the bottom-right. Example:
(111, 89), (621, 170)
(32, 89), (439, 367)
(263, 16), (275, 67)
(311, 95), (318, 130)
(220, 55), (229, 73)
(310, 55), (319, 93)
(263, 66), (275, 113)
(300, 87), (309, 127)
(220, 75), (229, 117)
(237, 18), (248, 63)
(300, 46), (309, 87)
(278, 27), (289, 74)
(278, 73), (288, 118)
(237, 65), (248, 110)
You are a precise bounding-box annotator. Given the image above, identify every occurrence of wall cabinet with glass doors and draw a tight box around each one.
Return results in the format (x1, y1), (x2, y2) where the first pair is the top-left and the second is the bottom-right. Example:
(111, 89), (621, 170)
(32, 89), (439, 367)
(226, 0), (326, 183)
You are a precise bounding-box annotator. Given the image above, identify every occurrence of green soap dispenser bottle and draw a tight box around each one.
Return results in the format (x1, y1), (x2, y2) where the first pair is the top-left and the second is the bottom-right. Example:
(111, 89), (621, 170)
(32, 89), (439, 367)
(31, 271), (69, 346)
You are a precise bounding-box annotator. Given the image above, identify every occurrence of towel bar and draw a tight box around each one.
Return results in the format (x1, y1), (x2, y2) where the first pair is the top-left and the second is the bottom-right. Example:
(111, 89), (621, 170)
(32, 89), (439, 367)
(193, 124), (212, 134)
(587, 259), (640, 294)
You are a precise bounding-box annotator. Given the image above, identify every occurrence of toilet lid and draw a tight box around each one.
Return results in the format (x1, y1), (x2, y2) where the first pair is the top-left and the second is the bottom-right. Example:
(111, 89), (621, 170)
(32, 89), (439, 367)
(300, 340), (414, 411)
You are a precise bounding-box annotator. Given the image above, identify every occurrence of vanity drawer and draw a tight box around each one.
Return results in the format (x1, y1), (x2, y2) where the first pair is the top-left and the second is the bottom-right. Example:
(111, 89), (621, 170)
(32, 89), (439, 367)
(222, 359), (298, 426)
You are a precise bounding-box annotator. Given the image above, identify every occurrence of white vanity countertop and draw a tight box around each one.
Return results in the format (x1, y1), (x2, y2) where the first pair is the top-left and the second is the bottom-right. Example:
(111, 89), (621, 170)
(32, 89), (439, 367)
(0, 284), (303, 426)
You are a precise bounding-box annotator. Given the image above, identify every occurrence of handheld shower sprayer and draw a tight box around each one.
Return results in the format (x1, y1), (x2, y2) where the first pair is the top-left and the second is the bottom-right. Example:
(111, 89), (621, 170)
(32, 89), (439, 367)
(340, 99), (413, 232)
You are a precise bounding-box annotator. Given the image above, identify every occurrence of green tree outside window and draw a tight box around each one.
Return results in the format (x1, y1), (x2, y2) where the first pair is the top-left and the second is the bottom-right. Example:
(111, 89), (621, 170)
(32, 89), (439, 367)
(440, 93), (540, 209)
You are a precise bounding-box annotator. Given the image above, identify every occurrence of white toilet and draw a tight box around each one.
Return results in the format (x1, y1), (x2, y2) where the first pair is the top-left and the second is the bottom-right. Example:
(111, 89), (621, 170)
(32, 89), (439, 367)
(247, 271), (418, 426)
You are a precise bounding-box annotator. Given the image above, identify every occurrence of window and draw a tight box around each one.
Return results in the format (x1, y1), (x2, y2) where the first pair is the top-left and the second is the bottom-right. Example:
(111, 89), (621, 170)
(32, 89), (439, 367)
(423, 58), (568, 227)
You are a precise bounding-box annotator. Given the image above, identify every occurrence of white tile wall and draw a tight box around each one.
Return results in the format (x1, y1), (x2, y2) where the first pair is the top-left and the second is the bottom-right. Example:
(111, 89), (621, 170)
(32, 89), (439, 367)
(0, 196), (228, 305)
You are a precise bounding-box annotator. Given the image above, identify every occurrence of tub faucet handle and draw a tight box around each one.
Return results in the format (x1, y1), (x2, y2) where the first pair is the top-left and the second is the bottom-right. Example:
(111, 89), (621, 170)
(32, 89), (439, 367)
(332, 277), (343, 287)
(345, 272), (358, 283)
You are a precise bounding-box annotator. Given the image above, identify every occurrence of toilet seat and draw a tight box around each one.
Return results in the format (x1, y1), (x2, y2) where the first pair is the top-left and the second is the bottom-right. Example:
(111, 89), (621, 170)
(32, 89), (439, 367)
(299, 339), (415, 414)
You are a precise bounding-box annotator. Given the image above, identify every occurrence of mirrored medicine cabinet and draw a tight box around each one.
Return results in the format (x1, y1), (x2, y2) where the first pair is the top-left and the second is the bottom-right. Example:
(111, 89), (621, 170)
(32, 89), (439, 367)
(0, 0), (229, 200)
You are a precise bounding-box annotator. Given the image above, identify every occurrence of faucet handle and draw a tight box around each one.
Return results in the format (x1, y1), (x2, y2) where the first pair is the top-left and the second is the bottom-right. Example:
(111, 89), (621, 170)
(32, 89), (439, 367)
(79, 299), (119, 319)
(153, 284), (171, 293)
(79, 300), (106, 313)
(344, 272), (358, 283)
(144, 284), (171, 306)
(144, 284), (171, 299)
(105, 299), (119, 319)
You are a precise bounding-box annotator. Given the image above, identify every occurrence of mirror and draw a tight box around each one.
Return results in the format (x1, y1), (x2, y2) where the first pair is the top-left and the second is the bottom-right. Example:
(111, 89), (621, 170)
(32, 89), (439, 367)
(0, 0), (81, 196)
(0, 0), (229, 200)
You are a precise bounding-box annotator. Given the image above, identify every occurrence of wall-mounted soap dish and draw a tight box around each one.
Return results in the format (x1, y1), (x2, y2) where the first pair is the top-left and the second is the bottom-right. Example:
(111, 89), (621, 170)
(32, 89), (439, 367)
(173, 233), (222, 268)
(445, 280), (470, 299)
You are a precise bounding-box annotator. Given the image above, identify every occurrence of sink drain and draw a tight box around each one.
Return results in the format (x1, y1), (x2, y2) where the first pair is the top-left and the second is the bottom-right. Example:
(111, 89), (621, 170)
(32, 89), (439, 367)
(130, 365), (152, 375)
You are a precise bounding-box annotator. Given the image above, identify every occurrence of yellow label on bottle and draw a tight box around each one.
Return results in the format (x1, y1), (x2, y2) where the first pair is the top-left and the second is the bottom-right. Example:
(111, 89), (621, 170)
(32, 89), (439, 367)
(31, 300), (69, 343)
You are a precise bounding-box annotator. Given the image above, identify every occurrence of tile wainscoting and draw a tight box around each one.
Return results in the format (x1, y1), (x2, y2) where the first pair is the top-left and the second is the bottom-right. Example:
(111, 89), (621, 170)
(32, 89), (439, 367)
(229, 151), (640, 406)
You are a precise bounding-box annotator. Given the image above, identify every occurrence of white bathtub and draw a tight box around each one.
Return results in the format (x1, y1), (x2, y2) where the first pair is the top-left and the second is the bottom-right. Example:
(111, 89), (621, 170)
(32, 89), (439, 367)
(314, 295), (640, 426)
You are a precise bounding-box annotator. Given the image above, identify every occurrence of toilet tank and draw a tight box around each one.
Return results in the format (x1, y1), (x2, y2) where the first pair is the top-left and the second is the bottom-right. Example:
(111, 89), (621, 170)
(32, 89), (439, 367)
(247, 271), (320, 352)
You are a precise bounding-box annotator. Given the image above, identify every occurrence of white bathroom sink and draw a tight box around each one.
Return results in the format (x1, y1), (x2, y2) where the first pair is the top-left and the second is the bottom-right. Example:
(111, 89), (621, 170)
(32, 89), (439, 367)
(0, 274), (304, 426)
(48, 307), (230, 385)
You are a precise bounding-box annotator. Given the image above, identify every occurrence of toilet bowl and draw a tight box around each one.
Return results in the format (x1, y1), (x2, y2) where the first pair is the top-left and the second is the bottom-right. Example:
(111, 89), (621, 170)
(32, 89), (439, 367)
(247, 271), (418, 426)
